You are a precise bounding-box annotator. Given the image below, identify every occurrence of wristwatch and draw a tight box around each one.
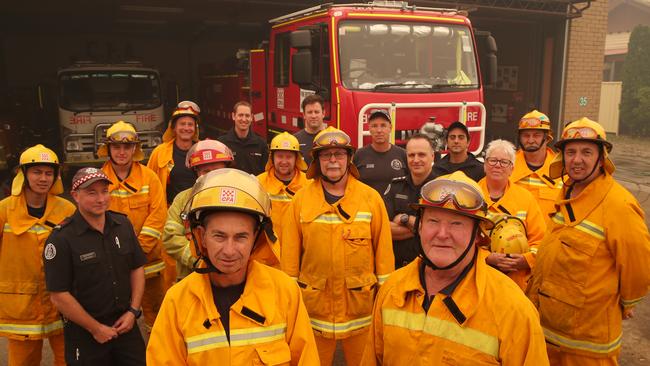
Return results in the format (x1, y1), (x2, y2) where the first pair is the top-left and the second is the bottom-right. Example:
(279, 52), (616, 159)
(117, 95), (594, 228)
(128, 306), (143, 319)
(399, 214), (410, 226)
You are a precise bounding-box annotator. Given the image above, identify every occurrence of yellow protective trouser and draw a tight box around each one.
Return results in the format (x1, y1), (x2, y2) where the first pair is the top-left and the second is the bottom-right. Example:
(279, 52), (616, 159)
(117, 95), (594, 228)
(547, 343), (618, 366)
(143, 274), (164, 329)
(315, 330), (368, 366)
(7, 333), (65, 366)
(161, 250), (176, 292)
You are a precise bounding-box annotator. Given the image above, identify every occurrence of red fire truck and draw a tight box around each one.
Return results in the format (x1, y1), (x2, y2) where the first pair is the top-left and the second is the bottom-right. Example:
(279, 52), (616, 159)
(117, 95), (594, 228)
(200, 1), (497, 153)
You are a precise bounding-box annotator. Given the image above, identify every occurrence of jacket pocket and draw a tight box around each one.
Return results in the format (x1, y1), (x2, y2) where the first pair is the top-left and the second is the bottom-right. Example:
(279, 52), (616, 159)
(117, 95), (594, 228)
(297, 274), (328, 319)
(441, 349), (500, 365)
(128, 193), (150, 209)
(0, 281), (38, 320)
(345, 274), (377, 318)
(343, 224), (373, 274)
(253, 341), (292, 365)
(538, 280), (586, 332)
(551, 229), (600, 286)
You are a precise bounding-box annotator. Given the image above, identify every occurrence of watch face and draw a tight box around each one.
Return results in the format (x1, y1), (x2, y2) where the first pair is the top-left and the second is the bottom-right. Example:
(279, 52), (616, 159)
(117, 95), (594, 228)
(400, 214), (409, 225)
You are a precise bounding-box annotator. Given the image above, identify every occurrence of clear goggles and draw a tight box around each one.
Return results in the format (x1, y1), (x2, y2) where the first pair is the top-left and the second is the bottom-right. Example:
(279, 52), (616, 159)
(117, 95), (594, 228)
(561, 126), (600, 140)
(107, 130), (139, 143)
(177, 100), (201, 114)
(420, 179), (485, 212)
(314, 131), (351, 148)
(519, 117), (549, 129)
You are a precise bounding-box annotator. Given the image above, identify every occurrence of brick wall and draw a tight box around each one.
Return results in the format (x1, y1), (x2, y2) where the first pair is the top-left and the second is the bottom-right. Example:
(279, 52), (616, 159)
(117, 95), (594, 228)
(562, 0), (608, 125)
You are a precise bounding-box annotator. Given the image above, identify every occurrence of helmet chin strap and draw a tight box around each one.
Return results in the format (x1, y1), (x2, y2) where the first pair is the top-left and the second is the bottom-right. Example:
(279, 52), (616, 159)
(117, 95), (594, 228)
(419, 221), (478, 271)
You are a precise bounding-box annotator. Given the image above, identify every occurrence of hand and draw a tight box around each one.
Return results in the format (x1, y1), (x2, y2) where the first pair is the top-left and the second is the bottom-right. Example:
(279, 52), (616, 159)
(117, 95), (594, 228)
(623, 308), (635, 320)
(113, 311), (136, 335)
(91, 323), (119, 344)
(486, 253), (518, 273)
(505, 253), (529, 271)
(392, 214), (403, 225)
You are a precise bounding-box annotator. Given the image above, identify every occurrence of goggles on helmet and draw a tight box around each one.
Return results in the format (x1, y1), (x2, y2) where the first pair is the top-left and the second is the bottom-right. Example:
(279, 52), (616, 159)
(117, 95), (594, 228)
(107, 130), (139, 143)
(519, 118), (546, 129)
(177, 100), (201, 114)
(314, 130), (351, 148)
(561, 126), (600, 140)
(420, 178), (485, 213)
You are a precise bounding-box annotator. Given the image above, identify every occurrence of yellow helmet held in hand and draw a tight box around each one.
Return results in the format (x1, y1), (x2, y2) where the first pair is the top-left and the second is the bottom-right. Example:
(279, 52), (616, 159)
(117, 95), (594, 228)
(96, 121), (145, 161)
(163, 100), (201, 142)
(267, 132), (307, 172)
(489, 215), (529, 254)
(12, 144), (64, 196)
(306, 126), (359, 179)
(549, 117), (614, 178)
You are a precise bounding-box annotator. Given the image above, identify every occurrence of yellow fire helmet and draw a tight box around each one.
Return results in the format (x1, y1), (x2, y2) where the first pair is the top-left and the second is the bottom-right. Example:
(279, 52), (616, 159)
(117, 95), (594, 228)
(518, 110), (552, 141)
(306, 126), (360, 179)
(11, 144), (64, 196)
(185, 139), (234, 169)
(163, 100), (200, 143)
(549, 117), (614, 179)
(266, 132), (308, 172)
(410, 171), (494, 230)
(96, 121), (145, 161)
(489, 214), (529, 254)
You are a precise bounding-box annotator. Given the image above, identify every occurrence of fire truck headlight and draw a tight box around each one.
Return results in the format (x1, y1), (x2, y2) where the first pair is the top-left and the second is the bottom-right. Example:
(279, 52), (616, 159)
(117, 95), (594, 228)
(66, 138), (83, 152)
(150, 135), (162, 147)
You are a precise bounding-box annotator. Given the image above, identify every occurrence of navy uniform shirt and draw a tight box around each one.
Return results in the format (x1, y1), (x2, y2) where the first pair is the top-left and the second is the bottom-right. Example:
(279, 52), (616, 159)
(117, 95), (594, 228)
(293, 129), (319, 167)
(383, 170), (436, 268)
(44, 210), (147, 320)
(218, 128), (269, 175)
(354, 144), (407, 195)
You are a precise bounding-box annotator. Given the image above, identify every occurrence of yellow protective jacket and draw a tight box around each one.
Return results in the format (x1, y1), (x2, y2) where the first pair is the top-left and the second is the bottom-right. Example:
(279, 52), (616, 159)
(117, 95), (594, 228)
(361, 251), (549, 365)
(479, 179), (547, 289)
(257, 168), (309, 242)
(147, 140), (174, 206)
(511, 148), (563, 224)
(102, 161), (167, 277)
(163, 188), (280, 280)
(527, 173), (650, 358)
(0, 193), (75, 340)
(281, 176), (395, 339)
(146, 260), (319, 365)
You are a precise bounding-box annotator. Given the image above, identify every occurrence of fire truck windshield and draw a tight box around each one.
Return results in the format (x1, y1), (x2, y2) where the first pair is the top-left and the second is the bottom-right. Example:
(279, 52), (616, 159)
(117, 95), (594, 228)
(58, 71), (161, 112)
(338, 21), (479, 91)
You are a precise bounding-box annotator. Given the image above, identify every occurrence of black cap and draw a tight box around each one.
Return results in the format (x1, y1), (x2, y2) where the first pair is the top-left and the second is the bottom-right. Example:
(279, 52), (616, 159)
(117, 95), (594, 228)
(446, 121), (470, 140)
(368, 109), (392, 124)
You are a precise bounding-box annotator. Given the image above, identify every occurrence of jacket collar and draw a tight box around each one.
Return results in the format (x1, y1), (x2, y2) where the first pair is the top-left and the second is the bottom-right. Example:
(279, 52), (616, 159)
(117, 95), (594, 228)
(555, 173), (613, 224)
(258, 169), (308, 195)
(7, 193), (68, 235)
(299, 175), (363, 223)
(190, 260), (278, 326)
(156, 140), (175, 169)
(102, 161), (144, 193)
(478, 178), (513, 212)
(390, 251), (487, 325)
(511, 148), (558, 187)
(71, 209), (122, 236)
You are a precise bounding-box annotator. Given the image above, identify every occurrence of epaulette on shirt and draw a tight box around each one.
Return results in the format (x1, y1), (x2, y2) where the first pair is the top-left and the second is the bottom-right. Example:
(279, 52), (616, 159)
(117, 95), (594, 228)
(384, 176), (407, 196)
(391, 175), (408, 182)
(107, 210), (128, 217)
(53, 217), (73, 230)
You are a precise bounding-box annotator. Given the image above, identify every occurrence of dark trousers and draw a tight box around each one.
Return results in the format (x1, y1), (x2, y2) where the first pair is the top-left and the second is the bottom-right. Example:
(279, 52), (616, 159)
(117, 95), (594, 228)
(63, 319), (145, 366)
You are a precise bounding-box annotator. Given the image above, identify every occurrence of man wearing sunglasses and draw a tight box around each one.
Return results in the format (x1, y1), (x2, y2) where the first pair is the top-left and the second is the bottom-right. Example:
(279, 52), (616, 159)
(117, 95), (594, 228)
(282, 127), (394, 366)
(432, 121), (485, 182)
(511, 110), (563, 224)
(361, 171), (548, 365)
(527, 117), (650, 366)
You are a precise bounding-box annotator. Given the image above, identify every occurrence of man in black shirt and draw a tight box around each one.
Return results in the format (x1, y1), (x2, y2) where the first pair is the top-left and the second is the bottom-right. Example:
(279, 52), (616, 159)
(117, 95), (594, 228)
(432, 121), (485, 182)
(293, 94), (326, 167)
(218, 101), (269, 175)
(44, 167), (146, 365)
(354, 109), (407, 194)
(384, 134), (436, 268)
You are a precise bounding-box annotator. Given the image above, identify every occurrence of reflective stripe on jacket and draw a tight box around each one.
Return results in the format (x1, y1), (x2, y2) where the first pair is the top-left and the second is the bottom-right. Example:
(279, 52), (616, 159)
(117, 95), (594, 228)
(103, 161), (167, 276)
(281, 176), (395, 339)
(361, 252), (549, 365)
(257, 168), (309, 242)
(511, 149), (563, 224)
(527, 173), (650, 357)
(479, 179), (547, 289)
(0, 193), (75, 340)
(147, 140), (175, 206)
(146, 261), (319, 365)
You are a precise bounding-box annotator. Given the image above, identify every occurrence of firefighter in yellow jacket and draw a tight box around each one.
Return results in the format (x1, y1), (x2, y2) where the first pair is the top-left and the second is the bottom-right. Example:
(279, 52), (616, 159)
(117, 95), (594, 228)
(0, 145), (75, 366)
(361, 171), (549, 365)
(147, 101), (201, 290)
(147, 168), (319, 365)
(281, 127), (395, 366)
(257, 132), (309, 241)
(98, 121), (167, 329)
(478, 139), (546, 290)
(527, 117), (650, 365)
(511, 110), (563, 224)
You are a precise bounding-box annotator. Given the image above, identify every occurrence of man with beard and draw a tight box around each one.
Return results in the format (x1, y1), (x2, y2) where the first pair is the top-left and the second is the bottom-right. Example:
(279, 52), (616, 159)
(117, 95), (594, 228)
(511, 110), (563, 223)
(432, 121), (484, 182)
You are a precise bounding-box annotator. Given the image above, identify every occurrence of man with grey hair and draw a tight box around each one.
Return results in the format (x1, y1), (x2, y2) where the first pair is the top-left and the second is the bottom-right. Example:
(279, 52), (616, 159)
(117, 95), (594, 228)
(478, 139), (546, 290)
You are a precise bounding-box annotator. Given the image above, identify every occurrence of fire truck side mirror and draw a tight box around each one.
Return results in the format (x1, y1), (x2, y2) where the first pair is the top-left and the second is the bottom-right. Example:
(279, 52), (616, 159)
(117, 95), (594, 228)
(290, 30), (311, 49)
(290, 30), (314, 87)
(475, 31), (498, 88)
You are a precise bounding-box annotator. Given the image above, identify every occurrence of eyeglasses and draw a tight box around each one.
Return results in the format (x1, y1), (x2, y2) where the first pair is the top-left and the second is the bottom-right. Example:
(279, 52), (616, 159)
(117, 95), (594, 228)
(562, 127), (599, 140)
(178, 101), (201, 114)
(420, 179), (485, 212)
(485, 157), (512, 168)
(318, 151), (348, 161)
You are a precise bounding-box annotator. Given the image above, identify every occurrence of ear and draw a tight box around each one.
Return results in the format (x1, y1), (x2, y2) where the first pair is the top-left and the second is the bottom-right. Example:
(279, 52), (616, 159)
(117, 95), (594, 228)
(195, 225), (206, 249)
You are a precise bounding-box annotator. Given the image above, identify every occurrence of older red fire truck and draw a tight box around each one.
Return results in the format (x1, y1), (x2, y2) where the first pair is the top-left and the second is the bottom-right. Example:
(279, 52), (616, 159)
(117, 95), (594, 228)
(200, 1), (497, 153)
